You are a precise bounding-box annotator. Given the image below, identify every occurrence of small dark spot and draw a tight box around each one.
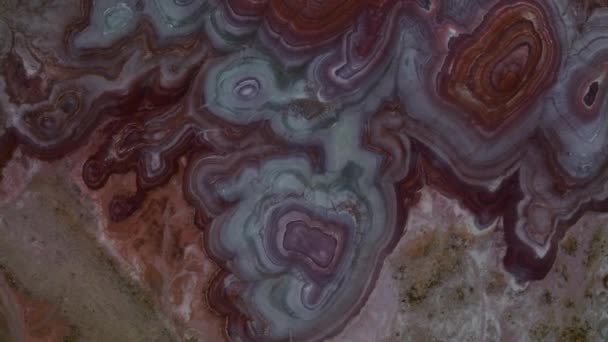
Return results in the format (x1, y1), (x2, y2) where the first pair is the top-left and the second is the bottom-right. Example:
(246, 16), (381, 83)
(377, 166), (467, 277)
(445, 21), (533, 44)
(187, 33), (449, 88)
(82, 159), (110, 189)
(603, 274), (608, 289)
(583, 81), (599, 107)
(584, 286), (593, 299)
(108, 192), (145, 222)
(541, 290), (553, 305)
(455, 287), (466, 301)
(58, 92), (80, 114)
(561, 236), (578, 256)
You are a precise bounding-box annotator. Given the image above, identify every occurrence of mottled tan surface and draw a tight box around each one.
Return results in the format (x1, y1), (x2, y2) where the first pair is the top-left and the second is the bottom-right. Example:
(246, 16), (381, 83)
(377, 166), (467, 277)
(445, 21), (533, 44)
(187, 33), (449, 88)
(0, 272), (72, 342)
(0, 163), (175, 341)
(334, 189), (608, 342)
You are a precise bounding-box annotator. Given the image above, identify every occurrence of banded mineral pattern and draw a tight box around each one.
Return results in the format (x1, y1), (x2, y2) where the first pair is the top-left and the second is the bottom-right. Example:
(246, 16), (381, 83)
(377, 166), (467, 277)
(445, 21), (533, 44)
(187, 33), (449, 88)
(0, 0), (608, 341)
